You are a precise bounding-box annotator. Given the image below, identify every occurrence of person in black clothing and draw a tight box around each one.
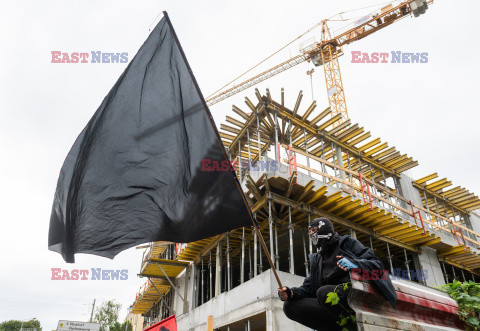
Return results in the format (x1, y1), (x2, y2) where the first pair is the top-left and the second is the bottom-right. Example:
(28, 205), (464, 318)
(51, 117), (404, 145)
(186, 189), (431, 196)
(278, 217), (397, 331)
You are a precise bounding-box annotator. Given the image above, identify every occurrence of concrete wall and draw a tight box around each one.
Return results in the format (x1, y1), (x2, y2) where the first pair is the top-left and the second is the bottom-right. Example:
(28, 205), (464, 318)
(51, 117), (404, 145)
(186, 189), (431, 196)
(174, 264), (194, 316)
(174, 269), (311, 331)
(127, 313), (144, 331)
(469, 212), (480, 239)
(398, 174), (447, 287)
(398, 174), (463, 248)
(412, 246), (446, 287)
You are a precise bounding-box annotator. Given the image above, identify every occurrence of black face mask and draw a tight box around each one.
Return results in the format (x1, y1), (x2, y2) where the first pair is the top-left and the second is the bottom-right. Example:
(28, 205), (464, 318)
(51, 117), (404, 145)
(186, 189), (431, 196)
(309, 218), (334, 249)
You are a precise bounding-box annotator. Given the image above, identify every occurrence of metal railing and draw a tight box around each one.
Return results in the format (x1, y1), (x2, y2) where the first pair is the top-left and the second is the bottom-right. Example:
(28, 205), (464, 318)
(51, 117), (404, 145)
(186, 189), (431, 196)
(283, 143), (480, 250)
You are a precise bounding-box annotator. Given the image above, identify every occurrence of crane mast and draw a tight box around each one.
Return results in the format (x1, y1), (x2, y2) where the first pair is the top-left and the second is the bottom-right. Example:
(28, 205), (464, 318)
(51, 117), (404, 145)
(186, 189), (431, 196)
(206, 0), (432, 127)
(319, 20), (348, 128)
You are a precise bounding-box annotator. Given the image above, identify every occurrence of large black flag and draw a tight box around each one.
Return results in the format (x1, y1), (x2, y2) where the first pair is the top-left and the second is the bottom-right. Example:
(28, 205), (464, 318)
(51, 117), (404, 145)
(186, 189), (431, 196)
(49, 13), (253, 263)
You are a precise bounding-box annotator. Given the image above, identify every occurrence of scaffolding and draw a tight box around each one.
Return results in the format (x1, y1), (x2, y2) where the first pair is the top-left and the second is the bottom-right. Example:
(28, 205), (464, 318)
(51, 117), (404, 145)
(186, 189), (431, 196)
(132, 89), (480, 329)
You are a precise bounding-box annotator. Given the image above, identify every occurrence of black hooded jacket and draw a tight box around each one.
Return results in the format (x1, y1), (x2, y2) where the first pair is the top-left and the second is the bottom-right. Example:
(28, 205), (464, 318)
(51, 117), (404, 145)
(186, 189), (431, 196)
(291, 234), (397, 308)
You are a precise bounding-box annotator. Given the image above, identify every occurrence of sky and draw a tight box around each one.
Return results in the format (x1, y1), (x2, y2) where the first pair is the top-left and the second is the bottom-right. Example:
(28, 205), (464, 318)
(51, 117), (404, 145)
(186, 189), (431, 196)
(1, 1), (479, 330)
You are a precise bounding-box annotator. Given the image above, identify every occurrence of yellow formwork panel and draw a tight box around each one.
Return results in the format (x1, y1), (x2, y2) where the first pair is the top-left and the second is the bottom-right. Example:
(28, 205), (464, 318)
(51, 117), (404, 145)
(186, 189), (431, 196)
(131, 279), (171, 314)
(378, 224), (412, 236)
(176, 236), (218, 262)
(445, 252), (480, 272)
(439, 245), (469, 258)
(305, 186), (328, 204)
(310, 187), (442, 250)
(395, 230), (422, 241)
(405, 235), (438, 246)
(141, 258), (189, 278)
(439, 245), (480, 271)
(325, 196), (354, 213)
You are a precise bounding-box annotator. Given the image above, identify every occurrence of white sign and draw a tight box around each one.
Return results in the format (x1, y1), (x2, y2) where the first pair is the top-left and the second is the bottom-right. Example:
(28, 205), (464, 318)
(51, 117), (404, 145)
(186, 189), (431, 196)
(354, 14), (373, 28)
(57, 321), (100, 331)
(327, 86), (338, 97)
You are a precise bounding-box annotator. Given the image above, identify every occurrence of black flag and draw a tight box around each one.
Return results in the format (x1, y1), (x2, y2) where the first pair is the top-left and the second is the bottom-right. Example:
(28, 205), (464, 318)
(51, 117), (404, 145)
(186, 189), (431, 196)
(49, 13), (253, 263)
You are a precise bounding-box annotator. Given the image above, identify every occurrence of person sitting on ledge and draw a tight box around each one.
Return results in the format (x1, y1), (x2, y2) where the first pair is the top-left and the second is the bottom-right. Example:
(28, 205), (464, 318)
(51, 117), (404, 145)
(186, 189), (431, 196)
(278, 217), (396, 331)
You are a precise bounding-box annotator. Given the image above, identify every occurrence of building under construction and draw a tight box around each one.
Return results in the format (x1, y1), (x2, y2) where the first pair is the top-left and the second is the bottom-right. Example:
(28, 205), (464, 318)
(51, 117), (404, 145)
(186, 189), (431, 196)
(126, 1), (480, 330)
(127, 87), (480, 330)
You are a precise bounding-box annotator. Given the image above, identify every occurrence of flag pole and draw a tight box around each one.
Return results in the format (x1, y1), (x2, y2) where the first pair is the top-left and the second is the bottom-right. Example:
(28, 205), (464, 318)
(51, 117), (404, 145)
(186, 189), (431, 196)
(253, 217), (284, 288)
(162, 11), (284, 289)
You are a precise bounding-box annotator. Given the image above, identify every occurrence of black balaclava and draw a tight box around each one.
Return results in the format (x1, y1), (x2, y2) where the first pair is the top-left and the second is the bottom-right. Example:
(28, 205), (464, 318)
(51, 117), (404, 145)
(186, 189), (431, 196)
(309, 217), (335, 250)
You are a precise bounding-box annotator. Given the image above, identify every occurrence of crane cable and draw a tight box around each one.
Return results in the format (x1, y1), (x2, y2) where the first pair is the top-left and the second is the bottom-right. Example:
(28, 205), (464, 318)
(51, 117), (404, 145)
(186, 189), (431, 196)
(206, 0), (399, 100)
(205, 21), (324, 99)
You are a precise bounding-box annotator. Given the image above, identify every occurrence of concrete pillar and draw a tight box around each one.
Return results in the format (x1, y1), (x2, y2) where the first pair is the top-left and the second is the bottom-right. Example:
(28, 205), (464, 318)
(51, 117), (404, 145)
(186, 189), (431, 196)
(266, 308), (275, 331)
(194, 263), (201, 308)
(334, 145), (347, 184)
(397, 174), (446, 287)
(468, 212), (480, 244)
(349, 228), (357, 239)
(398, 174), (428, 224)
(215, 242), (222, 297)
(412, 246), (445, 287)
(182, 265), (191, 314)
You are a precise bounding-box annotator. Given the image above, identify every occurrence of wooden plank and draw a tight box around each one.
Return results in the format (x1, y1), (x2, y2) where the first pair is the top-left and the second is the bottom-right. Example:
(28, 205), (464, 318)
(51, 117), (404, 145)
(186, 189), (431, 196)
(310, 107), (332, 126)
(395, 161), (419, 173)
(425, 178), (449, 191)
(317, 113), (343, 131)
(305, 186), (328, 204)
(371, 146), (396, 160)
(292, 102), (320, 138)
(226, 115), (245, 128)
(363, 142), (388, 157)
(207, 316), (214, 331)
(269, 192), (418, 252)
(270, 103), (396, 176)
(358, 138), (381, 152)
(301, 101), (317, 121)
(348, 131), (371, 146)
(232, 105), (250, 121)
(415, 173), (438, 185)
(336, 123), (359, 140)
(379, 152), (401, 164)
(296, 179), (314, 201)
(388, 157), (413, 169)
(244, 96), (257, 113)
(293, 90), (303, 116)
(278, 172), (298, 214)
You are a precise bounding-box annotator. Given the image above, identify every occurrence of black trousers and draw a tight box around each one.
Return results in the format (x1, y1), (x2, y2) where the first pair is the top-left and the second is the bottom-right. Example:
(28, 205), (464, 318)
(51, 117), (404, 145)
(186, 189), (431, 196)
(283, 284), (353, 331)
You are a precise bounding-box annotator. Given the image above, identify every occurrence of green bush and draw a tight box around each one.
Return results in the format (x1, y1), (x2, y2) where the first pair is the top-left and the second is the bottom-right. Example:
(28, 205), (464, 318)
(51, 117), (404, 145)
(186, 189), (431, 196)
(326, 283), (357, 331)
(437, 279), (480, 330)
(0, 319), (41, 331)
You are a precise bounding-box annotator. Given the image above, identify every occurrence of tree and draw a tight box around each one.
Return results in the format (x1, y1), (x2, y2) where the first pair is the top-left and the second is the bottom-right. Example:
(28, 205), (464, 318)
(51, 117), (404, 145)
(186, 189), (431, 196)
(0, 319), (41, 331)
(93, 300), (121, 331)
(109, 322), (132, 331)
(437, 280), (480, 330)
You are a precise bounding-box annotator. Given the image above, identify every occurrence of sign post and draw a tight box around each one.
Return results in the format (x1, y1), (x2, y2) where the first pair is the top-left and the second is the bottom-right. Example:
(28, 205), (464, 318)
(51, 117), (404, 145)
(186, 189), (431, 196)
(57, 321), (101, 331)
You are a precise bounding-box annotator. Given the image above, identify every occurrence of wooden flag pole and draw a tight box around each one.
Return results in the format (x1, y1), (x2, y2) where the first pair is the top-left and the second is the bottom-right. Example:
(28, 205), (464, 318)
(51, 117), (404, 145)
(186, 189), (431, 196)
(255, 222), (283, 289)
(206, 316), (213, 331)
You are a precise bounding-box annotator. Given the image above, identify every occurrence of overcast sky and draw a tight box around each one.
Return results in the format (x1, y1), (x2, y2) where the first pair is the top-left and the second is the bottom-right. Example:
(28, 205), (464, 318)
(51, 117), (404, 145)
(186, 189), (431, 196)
(1, 1), (479, 330)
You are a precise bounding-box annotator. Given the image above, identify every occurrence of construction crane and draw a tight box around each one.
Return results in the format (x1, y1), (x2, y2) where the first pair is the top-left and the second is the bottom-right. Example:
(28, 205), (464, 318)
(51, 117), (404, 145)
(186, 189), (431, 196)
(206, 0), (432, 127)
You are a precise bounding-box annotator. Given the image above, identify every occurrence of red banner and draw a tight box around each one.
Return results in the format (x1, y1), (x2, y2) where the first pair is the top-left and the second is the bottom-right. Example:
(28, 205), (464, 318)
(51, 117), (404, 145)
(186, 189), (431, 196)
(143, 316), (177, 331)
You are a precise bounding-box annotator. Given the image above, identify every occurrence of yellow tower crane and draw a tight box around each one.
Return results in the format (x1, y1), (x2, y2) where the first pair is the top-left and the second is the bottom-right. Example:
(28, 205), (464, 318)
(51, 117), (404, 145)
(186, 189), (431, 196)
(206, 0), (432, 127)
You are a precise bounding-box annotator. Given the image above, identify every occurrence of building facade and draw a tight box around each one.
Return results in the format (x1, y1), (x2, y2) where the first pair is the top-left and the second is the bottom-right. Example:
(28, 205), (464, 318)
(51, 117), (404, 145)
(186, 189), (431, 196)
(129, 90), (480, 330)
